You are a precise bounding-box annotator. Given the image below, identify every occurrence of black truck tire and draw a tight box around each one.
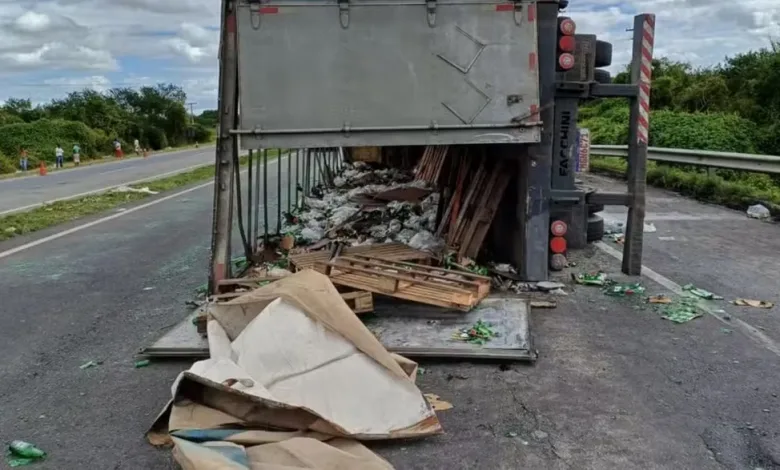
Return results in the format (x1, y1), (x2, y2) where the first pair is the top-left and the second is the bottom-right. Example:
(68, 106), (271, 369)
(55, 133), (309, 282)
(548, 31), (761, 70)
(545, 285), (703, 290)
(587, 214), (605, 242)
(588, 203), (605, 215)
(595, 40), (613, 68)
(594, 69), (611, 84)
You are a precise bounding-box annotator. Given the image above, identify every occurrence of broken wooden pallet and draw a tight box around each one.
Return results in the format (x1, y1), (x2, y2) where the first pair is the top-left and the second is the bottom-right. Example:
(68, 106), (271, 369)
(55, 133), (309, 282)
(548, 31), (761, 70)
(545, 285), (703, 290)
(339, 290), (374, 314)
(316, 255), (490, 311)
(289, 242), (429, 272)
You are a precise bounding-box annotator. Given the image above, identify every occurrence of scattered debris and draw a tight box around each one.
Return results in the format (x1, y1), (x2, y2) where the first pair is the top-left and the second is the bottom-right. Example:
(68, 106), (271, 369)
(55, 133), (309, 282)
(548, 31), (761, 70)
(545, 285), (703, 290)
(609, 233), (625, 244)
(683, 284), (723, 300)
(424, 393), (454, 411)
(506, 431), (519, 438)
(536, 281), (566, 291)
(573, 272), (607, 286)
(658, 236), (676, 241)
(530, 300), (557, 309)
(644, 223), (657, 233)
(747, 204), (770, 220)
(733, 299), (774, 309)
(79, 360), (101, 370)
(604, 283), (646, 297)
(112, 185), (159, 195)
(721, 328), (733, 334)
(532, 430), (549, 440)
(453, 320), (498, 345)
(134, 360), (151, 368)
(648, 294), (673, 304)
(550, 288), (568, 296)
(6, 441), (46, 467)
(660, 297), (702, 324)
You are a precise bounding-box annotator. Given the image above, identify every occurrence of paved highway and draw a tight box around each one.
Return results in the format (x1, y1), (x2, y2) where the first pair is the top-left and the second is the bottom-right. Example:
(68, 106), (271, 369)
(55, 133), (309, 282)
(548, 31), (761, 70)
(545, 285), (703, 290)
(0, 164), (778, 468)
(0, 147), (215, 215)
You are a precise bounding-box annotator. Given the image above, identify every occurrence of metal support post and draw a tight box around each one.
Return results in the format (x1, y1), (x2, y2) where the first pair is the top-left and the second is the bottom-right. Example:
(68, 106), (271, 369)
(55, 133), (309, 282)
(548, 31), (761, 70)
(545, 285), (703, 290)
(209, 0), (238, 293)
(622, 14), (655, 275)
(518, 2), (556, 281)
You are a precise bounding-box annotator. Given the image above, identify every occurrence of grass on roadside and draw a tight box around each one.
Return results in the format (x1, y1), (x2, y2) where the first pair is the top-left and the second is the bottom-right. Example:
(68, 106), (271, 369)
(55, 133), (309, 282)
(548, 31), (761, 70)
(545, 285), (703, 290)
(591, 156), (780, 214)
(0, 151), (285, 242)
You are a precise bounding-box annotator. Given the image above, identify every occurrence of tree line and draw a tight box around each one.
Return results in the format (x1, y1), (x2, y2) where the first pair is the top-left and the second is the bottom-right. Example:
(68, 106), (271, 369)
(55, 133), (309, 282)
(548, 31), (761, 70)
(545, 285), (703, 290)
(581, 43), (780, 156)
(0, 84), (215, 173)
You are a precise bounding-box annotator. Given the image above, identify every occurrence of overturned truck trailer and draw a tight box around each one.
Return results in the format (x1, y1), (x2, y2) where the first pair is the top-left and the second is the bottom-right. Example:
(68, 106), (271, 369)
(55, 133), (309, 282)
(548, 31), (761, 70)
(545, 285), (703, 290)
(209, 0), (656, 289)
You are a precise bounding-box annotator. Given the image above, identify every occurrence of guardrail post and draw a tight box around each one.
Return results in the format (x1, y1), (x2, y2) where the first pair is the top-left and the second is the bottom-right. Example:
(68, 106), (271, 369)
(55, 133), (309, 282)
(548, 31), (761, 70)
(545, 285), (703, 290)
(209, 0), (238, 293)
(622, 13), (655, 276)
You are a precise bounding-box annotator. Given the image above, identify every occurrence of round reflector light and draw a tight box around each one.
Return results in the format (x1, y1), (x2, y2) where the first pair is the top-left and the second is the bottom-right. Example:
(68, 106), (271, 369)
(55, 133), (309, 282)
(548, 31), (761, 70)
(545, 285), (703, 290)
(558, 53), (575, 70)
(559, 35), (576, 52)
(550, 236), (567, 254)
(560, 18), (576, 35)
(551, 220), (568, 237)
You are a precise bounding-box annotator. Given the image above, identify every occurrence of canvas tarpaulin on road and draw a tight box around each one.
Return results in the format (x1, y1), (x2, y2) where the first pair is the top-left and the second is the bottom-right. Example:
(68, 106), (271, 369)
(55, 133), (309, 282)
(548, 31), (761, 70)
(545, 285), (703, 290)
(148, 270), (441, 469)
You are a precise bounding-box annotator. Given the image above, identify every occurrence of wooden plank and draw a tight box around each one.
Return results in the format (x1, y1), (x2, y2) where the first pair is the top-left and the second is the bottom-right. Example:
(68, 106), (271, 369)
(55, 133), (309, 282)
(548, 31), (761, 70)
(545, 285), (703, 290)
(289, 243), (429, 271)
(340, 290), (374, 314)
(327, 272), (472, 310)
(461, 168), (512, 259)
(323, 258), (476, 295)
(339, 256), (486, 289)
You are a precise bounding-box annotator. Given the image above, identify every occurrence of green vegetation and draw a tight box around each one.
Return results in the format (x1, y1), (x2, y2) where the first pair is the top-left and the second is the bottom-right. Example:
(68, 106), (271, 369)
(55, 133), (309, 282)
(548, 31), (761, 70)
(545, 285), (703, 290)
(0, 85), (215, 174)
(582, 44), (780, 210)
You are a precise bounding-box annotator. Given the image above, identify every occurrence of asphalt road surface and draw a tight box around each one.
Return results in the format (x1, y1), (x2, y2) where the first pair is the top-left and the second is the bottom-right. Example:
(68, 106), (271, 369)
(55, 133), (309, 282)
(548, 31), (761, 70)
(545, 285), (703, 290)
(0, 166), (778, 469)
(0, 146), (215, 215)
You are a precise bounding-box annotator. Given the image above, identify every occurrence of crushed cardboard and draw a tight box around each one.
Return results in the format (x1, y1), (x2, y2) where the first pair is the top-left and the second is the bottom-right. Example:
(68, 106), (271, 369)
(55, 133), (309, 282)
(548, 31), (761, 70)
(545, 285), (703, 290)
(150, 271), (442, 469)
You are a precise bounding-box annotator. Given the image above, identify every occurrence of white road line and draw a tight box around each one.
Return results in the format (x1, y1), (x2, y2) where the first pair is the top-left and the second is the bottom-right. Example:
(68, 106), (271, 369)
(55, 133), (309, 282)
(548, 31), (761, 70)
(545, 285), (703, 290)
(595, 241), (780, 358)
(0, 162), (212, 217)
(0, 157), (286, 260)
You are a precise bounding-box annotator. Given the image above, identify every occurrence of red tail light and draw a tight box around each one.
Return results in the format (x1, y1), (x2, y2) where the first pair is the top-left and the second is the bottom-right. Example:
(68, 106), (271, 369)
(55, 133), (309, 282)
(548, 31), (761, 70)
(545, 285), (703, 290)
(558, 53), (575, 70)
(559, 18), (576, 35)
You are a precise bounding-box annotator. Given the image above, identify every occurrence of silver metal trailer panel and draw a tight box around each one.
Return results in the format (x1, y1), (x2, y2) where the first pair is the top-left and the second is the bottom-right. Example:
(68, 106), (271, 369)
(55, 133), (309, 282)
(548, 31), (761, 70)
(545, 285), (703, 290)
(235, 0), (542, 148)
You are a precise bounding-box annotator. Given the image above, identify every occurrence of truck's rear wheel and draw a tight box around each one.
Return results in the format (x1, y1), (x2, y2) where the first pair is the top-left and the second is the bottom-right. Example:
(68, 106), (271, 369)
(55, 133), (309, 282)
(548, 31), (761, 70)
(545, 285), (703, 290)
(594, 69), (611, 84)
(595, 40), (613, 68)
(588, 203), (605, 215)
(587, 214), (605, 242)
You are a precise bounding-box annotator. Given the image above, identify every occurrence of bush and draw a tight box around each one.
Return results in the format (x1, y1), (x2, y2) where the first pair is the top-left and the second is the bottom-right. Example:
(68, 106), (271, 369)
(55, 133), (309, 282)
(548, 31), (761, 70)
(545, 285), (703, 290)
(580, 103), (759, 153)
(0, 119), (106, 163)
(190, 124), (214, 143)
(0, 154), (16, 174)
(144, 126), (169, 150)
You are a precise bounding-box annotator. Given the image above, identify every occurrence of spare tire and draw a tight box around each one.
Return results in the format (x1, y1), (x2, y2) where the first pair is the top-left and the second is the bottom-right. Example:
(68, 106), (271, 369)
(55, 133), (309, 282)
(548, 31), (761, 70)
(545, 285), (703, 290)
(595, 40), (613, 68)
(594, 69), (611, 84)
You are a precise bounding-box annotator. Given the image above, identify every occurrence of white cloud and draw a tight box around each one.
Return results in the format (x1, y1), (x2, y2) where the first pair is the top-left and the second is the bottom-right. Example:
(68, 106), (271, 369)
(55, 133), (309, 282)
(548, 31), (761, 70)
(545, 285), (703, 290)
(44, 75), (112, 92)
(0, 0), (778, 110)
(13, 11), (52, 33)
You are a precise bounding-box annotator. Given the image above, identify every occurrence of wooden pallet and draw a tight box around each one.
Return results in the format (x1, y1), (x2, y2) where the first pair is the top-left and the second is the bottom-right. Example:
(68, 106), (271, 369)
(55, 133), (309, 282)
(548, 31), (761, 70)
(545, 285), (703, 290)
(289, 242), (429, 272)
(339, 290), (374, 314)
(317, 255), (490, 311)
(415, 145), (449, 184)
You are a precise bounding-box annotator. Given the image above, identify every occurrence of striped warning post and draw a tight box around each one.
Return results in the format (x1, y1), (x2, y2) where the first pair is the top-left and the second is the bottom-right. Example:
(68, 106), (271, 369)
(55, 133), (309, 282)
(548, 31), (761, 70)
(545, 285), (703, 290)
(637, 14), (656, 144)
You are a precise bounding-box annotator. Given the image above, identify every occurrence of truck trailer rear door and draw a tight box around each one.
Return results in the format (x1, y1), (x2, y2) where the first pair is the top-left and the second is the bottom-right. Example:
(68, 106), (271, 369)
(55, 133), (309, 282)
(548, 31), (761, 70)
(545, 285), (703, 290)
(235, 0), (542, 148)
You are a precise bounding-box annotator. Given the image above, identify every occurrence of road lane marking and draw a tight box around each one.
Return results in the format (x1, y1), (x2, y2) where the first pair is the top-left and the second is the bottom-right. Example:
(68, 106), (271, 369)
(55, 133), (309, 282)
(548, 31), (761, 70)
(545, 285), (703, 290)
(0, 162), (212, 217)
(595, 241), (780, 358)
(0, 157), (287, 260)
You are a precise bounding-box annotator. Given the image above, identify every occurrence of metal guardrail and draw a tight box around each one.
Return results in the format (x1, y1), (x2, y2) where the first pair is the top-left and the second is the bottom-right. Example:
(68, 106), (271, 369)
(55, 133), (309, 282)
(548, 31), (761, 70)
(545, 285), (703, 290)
(591, 145), (780, 175)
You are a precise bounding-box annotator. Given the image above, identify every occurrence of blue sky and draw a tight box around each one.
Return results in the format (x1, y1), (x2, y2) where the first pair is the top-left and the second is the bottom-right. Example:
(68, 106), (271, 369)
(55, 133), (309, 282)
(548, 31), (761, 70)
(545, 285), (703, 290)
(1, 0), (778, 112)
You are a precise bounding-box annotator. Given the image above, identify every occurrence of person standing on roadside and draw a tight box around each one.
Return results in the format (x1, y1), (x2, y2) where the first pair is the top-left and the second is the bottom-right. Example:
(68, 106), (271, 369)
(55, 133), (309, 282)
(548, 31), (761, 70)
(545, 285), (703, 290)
(72, 143), (81, 166)
(19, 147), (29, 171)
(55, 144), (64, 168)
(113, 138), (123, 159)
(133, 138), (141, 156)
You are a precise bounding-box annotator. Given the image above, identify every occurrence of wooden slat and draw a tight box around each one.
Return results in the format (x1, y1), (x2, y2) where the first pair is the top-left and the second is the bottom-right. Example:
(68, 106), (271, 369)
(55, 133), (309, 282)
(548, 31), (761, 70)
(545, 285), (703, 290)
(338, 256), (486, 289)
(326, 272), (473, 311)
(319, 259), (475, 295)
(289, 243), (429, 271)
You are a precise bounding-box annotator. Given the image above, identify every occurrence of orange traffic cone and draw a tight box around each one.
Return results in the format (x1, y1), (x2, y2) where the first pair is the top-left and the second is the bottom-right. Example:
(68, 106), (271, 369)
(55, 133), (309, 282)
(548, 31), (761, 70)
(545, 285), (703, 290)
(38, 162), (47, 176)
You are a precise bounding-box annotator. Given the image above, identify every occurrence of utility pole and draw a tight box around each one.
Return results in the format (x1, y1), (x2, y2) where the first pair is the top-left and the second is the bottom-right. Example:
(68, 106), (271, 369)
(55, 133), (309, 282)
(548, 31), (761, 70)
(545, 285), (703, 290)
(187, 102), (197, 125)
